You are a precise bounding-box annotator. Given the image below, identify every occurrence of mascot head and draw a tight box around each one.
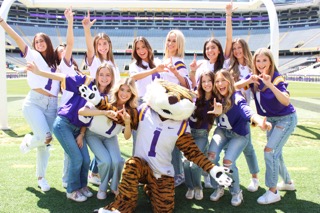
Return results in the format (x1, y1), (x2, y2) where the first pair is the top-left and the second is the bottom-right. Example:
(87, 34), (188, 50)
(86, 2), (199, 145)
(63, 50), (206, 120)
(143, 79), (196, 121)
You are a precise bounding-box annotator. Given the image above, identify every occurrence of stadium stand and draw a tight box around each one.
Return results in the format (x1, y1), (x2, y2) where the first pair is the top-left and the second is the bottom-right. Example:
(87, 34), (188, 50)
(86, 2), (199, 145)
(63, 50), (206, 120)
(1, 0), (319, 81)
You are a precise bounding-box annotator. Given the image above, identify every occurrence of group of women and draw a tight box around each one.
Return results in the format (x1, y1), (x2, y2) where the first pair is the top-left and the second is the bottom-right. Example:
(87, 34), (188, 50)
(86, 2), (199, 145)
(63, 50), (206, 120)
(0, 1), (297, 208)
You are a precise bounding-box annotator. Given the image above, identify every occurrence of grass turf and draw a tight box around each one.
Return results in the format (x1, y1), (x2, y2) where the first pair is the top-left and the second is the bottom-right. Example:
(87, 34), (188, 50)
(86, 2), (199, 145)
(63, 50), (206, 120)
(1, 79), (319, 212)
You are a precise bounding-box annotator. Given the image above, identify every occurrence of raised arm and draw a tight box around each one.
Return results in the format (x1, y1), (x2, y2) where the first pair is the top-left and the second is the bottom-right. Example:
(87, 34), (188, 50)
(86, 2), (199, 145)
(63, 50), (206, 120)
(64, 7), (74, 64)
(82, 10), (96, 65)
(189, 53), (202, 89)
(26, 61), (65, 81)
(224, 0), (234, 59)
(118, 105), (132, 140)
(0, 17), (27, 54)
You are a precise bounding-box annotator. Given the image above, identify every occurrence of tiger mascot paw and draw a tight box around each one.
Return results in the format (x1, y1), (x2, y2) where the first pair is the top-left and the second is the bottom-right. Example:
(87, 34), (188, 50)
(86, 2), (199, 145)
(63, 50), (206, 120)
(78, 84), (101, 106)
(210, 165), (233, 187)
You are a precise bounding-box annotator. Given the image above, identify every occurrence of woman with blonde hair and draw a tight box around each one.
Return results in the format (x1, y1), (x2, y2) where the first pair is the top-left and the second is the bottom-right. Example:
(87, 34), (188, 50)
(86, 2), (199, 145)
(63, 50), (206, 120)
(161, 29), (192, 187)
(236, 48), (297, 204)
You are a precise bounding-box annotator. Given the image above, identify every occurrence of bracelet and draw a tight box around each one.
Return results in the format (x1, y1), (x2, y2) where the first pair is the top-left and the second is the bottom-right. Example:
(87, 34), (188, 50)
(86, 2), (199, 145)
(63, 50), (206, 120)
(79, 132), (85, 136)
(0, 19), (3, 23)
(226, 14), (232, 17)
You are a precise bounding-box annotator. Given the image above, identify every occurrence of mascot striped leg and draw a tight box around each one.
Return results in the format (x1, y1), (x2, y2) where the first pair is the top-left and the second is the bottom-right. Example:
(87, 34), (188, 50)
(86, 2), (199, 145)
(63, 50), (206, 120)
(100, 156), (175, 213)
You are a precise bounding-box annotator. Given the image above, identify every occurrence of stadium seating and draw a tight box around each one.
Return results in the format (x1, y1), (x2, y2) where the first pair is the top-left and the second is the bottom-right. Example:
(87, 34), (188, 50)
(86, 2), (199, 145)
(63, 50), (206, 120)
(2, 0), (319, 78)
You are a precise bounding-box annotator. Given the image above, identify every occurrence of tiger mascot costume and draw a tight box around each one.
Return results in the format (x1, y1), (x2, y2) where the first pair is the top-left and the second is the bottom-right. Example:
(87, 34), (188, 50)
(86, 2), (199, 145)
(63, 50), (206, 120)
(79, 79), (232, 213)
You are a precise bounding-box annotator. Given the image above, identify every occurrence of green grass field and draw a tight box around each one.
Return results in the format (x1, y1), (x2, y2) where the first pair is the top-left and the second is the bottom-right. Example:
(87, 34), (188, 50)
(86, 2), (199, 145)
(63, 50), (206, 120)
(1, 79), (320, 213)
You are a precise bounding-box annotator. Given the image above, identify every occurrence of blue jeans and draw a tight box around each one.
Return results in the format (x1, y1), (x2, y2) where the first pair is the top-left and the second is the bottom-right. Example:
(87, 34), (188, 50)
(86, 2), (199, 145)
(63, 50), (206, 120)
(209, 127), (249, 194)
(184, 129), (208, 190)
(22, 90), (57, 177)
(264, 112), (297, 188)
(53, 116), (90, 193)
(242, 124), (260, 175)
(89, 157), (99, 174)
(172, 146), (183, 176)
(86, 130), (124, 192)
(62, 151), (69, 184)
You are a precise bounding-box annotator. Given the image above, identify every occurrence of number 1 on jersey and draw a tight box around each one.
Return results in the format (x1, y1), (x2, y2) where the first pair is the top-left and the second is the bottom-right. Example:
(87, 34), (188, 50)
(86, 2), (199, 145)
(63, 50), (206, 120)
(148, 129), (161, 157)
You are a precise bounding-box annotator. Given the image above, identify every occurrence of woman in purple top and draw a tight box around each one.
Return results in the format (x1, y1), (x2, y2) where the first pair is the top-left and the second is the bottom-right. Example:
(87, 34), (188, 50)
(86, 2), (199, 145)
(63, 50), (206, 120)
(184, 71), (222, 200)
(208, 69), (271, 206)
(236, 48), (297, 205)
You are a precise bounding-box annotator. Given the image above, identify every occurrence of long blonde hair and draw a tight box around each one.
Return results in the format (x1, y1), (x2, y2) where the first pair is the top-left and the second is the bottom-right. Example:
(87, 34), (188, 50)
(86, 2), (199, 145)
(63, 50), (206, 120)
(110, 77), (138, 109)
(213, 69), (236, 113)
(164, 30), (185, 59)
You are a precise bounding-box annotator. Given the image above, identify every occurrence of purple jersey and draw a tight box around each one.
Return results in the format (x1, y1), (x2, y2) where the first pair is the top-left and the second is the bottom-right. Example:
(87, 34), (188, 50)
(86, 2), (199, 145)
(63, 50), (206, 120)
(58, 75), (94, 126)
(216, 91), (254, 136)
(248, 72), (296, 117)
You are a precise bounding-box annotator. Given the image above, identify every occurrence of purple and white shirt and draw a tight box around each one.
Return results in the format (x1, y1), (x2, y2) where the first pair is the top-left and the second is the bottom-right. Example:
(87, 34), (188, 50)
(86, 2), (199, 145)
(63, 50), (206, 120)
(216, 91), (254, 136)
(247, 72), (296, 117)
(58, 75), (94, 127)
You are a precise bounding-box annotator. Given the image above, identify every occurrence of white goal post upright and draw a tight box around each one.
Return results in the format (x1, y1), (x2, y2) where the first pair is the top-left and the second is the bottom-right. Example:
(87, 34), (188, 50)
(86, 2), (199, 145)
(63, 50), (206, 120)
(0, 0), (14, 130)
(261, 0), (280, 66)
(0, 0), (279, 129)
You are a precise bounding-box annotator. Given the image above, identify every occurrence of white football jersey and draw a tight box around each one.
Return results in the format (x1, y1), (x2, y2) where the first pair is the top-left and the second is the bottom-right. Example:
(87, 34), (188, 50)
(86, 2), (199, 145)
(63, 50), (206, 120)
(238, 64), (252, 104)
(134, 104), (190, 177)
(160, 57), (192, 89)
(79, 102), (123, 138)
(24, 47), (60, 96)
(58, 58), (78, 107)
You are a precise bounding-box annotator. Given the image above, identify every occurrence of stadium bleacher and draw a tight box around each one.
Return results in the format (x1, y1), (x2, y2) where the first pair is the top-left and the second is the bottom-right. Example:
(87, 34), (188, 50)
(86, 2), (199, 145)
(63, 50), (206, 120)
(2, 0), (319, 80)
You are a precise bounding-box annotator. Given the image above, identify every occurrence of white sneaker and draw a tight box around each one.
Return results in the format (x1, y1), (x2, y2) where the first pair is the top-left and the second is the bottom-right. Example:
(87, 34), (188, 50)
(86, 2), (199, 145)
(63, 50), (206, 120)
(97, 190), (107, 200)
(277, 181), (295, 191)
(194, 188), (203, 200)
(257, 190), (281, 205)
(204, 175), (213, 188)
(20, 134), (32, 154)
(247, 178), (259, 192)
(67, 190), (87, 202)
(38, 178), (50, 192)
(98, 208), (120, 213)
(185, 189), (194, 199)
(231, 190), (243, 206)
(80, 186), (93, 198)
(210, 186), (224, 201)
(88, 174), (101, 186)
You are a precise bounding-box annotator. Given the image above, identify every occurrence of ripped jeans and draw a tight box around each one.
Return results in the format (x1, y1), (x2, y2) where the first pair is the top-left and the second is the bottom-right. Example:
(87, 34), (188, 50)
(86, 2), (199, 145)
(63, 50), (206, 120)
(264, 112), (297, 188)
(208, 127), (249, 194)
